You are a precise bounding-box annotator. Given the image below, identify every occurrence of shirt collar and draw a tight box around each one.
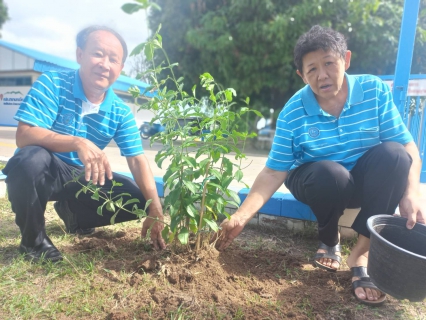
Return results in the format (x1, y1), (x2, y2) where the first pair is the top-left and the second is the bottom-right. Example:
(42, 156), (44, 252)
(301, 73), (364, 116)
(73, 69), (114, 113)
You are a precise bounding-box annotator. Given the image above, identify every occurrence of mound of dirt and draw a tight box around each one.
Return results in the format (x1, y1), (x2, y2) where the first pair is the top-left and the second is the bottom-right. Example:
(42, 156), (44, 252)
(66, 227), (406, 319)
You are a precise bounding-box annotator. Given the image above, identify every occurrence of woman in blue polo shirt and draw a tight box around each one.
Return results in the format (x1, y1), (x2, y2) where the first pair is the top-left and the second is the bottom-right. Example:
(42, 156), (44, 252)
(216, 25), (425, 306)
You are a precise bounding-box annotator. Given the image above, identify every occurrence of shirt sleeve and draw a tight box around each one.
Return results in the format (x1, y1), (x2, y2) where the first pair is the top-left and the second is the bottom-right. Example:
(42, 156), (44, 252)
(378, 80), (413, 144)
(14, 72), (59, 128)
(265, 114), (295, 171)
(114, 108), (144, 157)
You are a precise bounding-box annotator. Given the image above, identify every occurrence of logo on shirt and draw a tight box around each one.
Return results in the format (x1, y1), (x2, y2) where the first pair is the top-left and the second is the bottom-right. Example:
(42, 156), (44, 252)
(308, 127), (320, 138)
(62, 113), (74, 125)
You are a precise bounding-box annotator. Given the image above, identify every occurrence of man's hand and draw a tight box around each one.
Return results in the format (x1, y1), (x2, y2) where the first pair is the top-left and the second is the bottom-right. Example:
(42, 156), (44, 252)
(399, 194), (426, 229)
(141, 208), (166, 250)
(76, 138), (113, 185)
(214, 215), (246, 251)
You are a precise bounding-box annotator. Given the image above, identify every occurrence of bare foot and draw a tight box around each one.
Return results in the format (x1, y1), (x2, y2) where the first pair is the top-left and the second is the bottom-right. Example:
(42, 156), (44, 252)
(347, 235), (386, 304)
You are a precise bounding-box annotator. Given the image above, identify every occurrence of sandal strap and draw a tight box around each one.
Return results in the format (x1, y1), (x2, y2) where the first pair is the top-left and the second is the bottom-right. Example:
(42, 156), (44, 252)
(314, 252), (342, 264)
(351, 266), (369, 278)
(318, 241), (342, 254)
(352, 278), (380, 291)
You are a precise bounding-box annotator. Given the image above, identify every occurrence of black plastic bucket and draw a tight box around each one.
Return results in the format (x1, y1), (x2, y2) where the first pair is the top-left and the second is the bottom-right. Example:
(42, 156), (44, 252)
(367, 215), (426, 302)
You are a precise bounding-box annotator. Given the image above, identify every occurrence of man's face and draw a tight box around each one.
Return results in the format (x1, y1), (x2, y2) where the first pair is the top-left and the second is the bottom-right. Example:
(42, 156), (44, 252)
(297, 49), (351, 103)
(76, 30), (124, 92)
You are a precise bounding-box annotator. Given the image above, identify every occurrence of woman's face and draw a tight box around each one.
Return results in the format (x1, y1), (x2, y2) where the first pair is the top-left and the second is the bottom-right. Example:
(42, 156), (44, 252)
(297, 49), (351, 104)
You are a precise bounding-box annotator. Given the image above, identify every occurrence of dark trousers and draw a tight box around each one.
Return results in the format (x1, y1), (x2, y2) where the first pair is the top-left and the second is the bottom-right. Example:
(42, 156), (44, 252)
(285, 142), (412, 247)
(3, 146), (145, 247)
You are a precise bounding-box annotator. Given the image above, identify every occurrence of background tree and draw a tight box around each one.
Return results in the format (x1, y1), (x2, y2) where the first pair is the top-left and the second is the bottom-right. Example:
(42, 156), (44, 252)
(0, 0), (9, 37)
(127, 53), (153, 83)
(146, 0), (425, 114)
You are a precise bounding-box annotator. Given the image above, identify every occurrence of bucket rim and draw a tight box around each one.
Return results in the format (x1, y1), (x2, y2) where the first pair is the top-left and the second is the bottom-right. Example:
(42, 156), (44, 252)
(367, 214), (426, 261)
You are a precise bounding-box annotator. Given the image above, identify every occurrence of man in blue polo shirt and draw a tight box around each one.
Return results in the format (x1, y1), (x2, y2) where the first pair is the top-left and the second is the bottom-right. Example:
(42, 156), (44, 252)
(216, 25), (425, 305)
(3, 26), (166, 263)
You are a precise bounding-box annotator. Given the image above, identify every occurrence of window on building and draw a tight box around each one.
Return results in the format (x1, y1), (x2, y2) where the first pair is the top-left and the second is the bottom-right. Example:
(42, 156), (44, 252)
(0, 76), (32, 86)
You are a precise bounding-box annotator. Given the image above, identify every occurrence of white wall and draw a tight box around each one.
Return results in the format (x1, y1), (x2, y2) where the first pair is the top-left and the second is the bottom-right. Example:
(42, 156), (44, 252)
(0, 47), (34, 71)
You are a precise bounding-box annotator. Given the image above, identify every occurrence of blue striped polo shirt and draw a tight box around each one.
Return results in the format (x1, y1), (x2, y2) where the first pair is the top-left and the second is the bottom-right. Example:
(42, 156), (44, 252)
(14, 70), (144, 166)
(266, 73), (413, 172)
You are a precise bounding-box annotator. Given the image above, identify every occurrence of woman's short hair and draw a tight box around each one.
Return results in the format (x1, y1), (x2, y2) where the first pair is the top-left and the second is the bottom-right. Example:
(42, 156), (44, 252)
(294, 25), (347, 73)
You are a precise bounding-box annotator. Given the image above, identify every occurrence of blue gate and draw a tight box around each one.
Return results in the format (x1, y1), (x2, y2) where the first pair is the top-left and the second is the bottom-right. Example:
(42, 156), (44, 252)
(386, 0), (426, 181)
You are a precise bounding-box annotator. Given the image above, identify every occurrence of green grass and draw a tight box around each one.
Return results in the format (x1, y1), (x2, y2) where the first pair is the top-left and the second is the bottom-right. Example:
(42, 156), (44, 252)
(1, 197), (425, 320)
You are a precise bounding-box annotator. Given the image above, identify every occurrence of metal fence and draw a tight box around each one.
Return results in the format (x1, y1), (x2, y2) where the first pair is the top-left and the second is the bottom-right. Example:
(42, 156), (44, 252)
(380, 74), (426, 182)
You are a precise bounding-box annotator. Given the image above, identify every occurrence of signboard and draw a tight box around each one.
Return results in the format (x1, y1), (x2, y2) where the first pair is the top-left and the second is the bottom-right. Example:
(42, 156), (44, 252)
(383, 79), (426, 96)
(0, 86), (30, 126)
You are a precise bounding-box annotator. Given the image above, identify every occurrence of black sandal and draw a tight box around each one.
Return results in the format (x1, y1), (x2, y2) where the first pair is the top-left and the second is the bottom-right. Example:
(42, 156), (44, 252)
(351, 266), (386, 306)
(313, 241), (342, 272)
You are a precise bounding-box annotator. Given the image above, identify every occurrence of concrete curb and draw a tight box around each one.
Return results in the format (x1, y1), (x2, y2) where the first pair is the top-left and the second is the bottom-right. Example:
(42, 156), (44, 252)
(116, 172), (357, 238)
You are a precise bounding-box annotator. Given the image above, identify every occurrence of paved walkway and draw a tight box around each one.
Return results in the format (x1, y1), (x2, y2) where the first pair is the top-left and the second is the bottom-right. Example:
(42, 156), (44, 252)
(0, 126), (290, 193)
(2, 126), (426, 196)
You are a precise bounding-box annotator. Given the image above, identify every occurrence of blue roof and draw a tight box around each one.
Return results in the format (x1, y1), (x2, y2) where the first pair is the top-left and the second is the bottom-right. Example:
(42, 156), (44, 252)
(0, 39), (154, 97)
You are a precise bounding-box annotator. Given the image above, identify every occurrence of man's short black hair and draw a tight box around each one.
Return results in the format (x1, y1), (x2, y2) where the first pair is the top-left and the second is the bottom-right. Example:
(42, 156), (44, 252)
(294, 25), (347, 73)
(76, 25), (128, 63)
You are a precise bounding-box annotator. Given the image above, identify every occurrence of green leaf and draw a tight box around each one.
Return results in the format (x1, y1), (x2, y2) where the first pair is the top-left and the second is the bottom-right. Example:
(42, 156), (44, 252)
(226, 190), (241, 206)
(177, 227), (189, 244)
(133, 209), (147, 218)
(130, 42), (146, 56)
(75, 189), (84, 199)
(215, 202), (224, 215)
(161, 226), (170, 242)
(97, 206), (103, 216)
(223, 211), (231, 220)
(144, 43), (154, 60)
(189, 219), (198, 233)
(144, 199), (153, 211)
(115, 197), (123, 208)
(156, 33), (162, 43)
(152, 39), (162, 49)
(167, 188), (181, 209)
(112, 192), (131, 199)
(121, 3), (143, 14)
(212, 150), (221, 162)
(183, 180), (199, 194)
(112, 181), (123, 187)
(252, 110), (263, 117)
(91, 191), (100, 201)
(106, 201), (115, 212)
(183, 156), (197, 168)
(209, 169), (222, 181)
(225, 200), (240, 208)
(123, 198), (140, 207)
(203, 218), (219, 232)
(234, 169), (243, 182)
(150, 2), (162, 11)
(110, 212), (119, 225)
(207, 182), (225, 193)
(185, 203), (198, 218)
